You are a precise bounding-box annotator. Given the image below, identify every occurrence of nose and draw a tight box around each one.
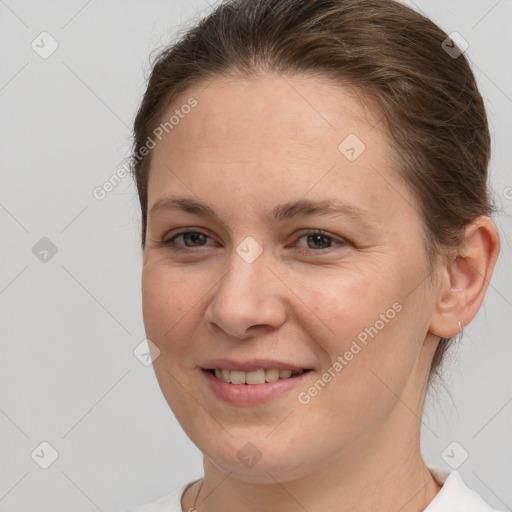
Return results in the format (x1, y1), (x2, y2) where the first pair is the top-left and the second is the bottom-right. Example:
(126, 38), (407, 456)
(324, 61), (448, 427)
(204, 247), (287, 340)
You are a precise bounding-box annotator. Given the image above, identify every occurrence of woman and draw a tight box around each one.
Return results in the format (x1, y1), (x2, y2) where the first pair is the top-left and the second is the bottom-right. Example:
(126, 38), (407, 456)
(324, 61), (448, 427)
(128, 0), (502, 510)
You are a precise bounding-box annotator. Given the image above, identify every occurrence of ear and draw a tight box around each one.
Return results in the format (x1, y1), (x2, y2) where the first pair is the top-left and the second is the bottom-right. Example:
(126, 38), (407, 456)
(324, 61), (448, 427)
(428, 216), (500, 338)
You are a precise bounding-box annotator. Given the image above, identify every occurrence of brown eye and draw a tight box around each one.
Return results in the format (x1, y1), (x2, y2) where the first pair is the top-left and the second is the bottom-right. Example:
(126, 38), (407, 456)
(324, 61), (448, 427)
(181, 232), (208, 247)
(294, 230), (347, 252)
(305, 233), (333, 249)
(163, 231), (212, 249)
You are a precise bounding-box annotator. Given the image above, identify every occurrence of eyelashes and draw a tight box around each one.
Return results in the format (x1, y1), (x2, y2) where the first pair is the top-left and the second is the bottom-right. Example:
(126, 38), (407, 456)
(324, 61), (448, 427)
(163, 231), (209, 249)
(160, 229), (348, 253)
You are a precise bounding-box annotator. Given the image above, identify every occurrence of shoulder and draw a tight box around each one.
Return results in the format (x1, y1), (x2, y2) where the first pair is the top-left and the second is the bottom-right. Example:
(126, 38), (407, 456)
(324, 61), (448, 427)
(125, 481), (193, 512)
(426, 466), (506, 512)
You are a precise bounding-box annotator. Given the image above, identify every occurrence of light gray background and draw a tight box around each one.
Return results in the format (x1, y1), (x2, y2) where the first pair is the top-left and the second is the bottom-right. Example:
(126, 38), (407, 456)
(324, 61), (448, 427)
(0, 0), (511, 511)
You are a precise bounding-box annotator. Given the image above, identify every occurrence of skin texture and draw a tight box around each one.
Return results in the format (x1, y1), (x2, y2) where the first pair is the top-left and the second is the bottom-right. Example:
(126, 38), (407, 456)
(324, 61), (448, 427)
(141, 73), (500, 512)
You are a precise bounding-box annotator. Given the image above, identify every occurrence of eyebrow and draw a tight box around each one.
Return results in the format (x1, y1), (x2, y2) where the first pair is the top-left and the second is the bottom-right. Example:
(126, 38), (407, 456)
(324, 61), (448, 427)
(149, 195), (381, 226)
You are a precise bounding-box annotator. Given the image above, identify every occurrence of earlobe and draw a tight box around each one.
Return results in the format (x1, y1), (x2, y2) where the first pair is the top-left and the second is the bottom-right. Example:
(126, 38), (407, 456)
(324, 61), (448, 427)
(428, 216), (500, 338)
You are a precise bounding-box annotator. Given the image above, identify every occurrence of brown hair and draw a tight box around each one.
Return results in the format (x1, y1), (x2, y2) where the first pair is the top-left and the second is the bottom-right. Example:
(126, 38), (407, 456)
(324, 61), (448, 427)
(131, 0), (494, 382)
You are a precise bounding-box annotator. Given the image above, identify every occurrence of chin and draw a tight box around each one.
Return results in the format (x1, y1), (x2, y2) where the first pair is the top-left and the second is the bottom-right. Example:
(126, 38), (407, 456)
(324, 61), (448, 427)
(200, 436), (315, 484)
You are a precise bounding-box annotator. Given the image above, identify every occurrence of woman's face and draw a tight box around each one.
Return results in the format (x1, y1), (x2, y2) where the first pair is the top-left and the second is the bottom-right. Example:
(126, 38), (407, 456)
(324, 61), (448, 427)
(142, 73), (441, 482)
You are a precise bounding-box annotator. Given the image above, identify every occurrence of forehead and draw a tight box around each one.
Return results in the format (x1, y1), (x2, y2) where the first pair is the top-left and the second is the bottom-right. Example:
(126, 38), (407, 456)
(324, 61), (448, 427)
(158, 72), (383, 154)
(147, 72), (415, 225)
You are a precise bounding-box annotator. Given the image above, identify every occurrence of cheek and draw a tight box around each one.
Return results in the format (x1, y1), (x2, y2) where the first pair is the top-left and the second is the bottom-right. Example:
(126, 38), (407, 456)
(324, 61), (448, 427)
(295, 263), (398, 352)
(293, 278), (406, 436)
(292, 262), (418, 397)
(141, 260), (203, 353)
(141, 261), (206, 417)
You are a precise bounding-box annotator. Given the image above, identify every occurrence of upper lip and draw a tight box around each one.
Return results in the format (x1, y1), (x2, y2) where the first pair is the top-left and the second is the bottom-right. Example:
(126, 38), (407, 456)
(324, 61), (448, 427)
(201, 358), (312, 372)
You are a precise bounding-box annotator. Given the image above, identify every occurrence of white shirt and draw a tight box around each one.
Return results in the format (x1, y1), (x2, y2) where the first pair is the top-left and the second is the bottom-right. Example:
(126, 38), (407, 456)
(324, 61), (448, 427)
(126, 466), (504, 512)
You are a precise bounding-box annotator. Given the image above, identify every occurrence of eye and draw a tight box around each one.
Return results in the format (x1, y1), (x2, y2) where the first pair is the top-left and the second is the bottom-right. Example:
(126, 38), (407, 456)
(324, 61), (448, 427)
(162, 230), (214, 249)
(160, 229), (347, 253)
(293, 230), (347, 252)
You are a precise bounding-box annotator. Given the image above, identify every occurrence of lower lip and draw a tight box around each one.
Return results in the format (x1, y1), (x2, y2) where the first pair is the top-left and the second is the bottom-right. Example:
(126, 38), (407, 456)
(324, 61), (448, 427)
(202, 369), (312, 406)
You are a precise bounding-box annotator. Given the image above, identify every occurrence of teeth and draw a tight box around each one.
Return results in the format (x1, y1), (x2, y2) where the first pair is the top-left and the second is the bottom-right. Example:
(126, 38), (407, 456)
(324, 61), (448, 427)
(230, 370), (246, 385)
(246, 369), (265, 385)
(212, 368), (305, 385)
(265, 368), (280, 382)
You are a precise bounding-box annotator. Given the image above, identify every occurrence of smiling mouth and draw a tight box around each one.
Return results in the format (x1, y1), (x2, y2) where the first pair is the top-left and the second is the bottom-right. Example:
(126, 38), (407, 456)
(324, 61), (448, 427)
(204, 368), (312, 385)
